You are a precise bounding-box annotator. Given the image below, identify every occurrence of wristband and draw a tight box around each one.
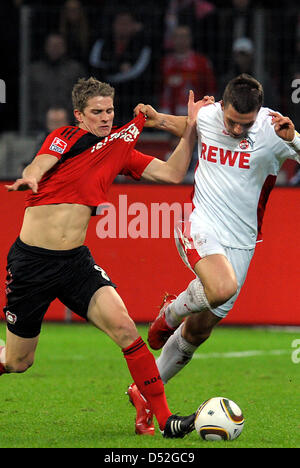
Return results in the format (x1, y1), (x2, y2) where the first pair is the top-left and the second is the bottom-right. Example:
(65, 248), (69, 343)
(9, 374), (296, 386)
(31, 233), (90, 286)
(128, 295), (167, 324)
(286, 132), (300, 152)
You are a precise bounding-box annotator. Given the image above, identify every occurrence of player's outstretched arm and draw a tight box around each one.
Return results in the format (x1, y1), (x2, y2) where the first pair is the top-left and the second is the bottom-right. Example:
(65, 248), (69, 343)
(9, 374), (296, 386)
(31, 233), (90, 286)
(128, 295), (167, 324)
(141, 92), (214, 184)
(135, 103), (187, 138)
(5, 154), (58, 193)
(134, 94), (215, 138)
(269, 111), (300, 156)
(269, 111), (295, 142)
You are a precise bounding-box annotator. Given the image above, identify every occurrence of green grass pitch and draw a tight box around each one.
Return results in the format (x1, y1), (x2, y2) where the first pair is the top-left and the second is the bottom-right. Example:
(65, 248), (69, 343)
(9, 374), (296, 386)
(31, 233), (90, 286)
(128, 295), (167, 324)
(0, 322), (299, 449)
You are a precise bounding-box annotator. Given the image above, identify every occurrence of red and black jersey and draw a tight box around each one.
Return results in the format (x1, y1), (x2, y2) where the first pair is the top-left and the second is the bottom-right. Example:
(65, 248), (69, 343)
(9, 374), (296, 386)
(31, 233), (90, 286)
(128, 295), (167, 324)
(25, 112), (154, 212)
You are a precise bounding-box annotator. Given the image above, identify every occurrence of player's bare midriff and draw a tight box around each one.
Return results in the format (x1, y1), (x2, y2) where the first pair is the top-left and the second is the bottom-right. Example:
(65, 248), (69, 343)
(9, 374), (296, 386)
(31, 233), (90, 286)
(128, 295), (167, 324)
(19, 203), (93, 250)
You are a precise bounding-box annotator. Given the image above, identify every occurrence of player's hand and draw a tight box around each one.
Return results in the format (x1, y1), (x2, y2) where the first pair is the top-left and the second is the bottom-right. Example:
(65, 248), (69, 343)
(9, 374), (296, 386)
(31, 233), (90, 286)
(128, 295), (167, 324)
(134, 103), (159, 128)
(269, 111), (295, 142)
(187, 91), (215, 126)
(5, 177), (38, 193)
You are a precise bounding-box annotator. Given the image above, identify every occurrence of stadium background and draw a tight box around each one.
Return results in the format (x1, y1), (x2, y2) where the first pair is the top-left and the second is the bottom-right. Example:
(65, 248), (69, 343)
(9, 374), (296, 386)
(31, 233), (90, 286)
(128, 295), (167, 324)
(0, 0), (299, 326)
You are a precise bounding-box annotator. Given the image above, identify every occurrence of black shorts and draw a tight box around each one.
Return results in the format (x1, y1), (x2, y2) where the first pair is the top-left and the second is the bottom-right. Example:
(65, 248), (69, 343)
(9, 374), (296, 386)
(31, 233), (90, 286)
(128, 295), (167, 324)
(3, 237), (116, 338)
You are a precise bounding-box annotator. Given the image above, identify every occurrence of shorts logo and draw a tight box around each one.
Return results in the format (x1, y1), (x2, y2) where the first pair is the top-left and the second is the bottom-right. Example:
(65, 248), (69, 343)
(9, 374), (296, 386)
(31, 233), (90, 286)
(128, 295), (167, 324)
(49, 137), (67, 154)
(194, 236), (207, 248)
(94, 264), (110, 281)
(6, 311), (17, 324)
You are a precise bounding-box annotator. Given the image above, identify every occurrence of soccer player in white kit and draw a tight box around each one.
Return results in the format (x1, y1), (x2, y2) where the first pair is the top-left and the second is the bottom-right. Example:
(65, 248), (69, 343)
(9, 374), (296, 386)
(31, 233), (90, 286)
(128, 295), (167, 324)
(129, 74), (300, 434)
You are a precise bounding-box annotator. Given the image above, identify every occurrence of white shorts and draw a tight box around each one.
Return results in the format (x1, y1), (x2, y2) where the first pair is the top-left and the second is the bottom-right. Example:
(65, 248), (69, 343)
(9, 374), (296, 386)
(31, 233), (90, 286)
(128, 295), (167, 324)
(175, 220), (254, 318)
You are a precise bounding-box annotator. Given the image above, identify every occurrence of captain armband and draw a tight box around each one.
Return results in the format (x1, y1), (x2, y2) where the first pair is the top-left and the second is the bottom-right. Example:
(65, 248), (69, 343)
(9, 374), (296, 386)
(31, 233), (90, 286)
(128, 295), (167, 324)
(286, 131), (300, 154)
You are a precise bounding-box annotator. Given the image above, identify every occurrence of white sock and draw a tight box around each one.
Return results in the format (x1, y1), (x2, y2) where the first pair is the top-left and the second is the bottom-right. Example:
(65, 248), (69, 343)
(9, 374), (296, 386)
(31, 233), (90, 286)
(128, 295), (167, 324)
(165, 291), (188, 328)
(165, 278), (211, 328)
(0, 346), (6, 364)
(156, 323), (197, 384)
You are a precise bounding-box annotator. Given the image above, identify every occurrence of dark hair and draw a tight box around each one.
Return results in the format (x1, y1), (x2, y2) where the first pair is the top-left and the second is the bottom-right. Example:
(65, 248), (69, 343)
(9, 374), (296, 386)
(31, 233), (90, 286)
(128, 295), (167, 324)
(223, 74), (264, 113)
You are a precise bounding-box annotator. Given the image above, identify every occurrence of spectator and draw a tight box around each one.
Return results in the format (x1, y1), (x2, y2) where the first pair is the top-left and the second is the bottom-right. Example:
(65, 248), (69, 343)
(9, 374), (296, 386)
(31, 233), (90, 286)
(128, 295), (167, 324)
(163, 0), (217, 62)
(217, 37), (279, 109)
(34, 106), (70, 150)
(226, 0), (255, 40)
(44, 106), (70, 132)
(29, 33), (86, 132)
(159, 25), (216, 115)
(89, 0), (166, 47)
(20, 106), (70, 172)
(59, 0), (90, 64)
(217, 0), (257, 74)
(89, 10), (152, 124)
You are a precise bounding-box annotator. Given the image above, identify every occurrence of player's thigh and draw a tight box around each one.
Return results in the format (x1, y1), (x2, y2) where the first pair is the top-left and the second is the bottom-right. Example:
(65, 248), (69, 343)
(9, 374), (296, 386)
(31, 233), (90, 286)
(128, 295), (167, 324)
(175, 221), (237, 304)
(5, 327), (39, 372)
(211, 246), (255, 320)
(87, 286), (139, 348)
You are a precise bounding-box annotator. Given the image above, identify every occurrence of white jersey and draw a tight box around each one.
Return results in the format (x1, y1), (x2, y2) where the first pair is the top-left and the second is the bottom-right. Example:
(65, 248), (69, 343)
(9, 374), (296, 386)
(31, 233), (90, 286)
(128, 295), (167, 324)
(190, 102), (300, 249)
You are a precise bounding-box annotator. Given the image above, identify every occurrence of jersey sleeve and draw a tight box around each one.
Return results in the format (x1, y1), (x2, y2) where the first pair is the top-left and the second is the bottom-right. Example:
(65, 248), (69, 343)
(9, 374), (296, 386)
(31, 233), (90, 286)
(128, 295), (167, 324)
(286, 131), (300, 164)
(264, 109), (300, 165)
(273, 131), (300, 165)
(120, 149), (155, 180)
(35, 127), (77, 160)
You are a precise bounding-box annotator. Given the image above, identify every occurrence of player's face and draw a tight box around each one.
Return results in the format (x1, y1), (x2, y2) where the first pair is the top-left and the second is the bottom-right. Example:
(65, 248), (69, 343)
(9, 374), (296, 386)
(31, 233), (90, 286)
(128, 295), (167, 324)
(222, 103), (258, 139)
(75, 96), (115, 137)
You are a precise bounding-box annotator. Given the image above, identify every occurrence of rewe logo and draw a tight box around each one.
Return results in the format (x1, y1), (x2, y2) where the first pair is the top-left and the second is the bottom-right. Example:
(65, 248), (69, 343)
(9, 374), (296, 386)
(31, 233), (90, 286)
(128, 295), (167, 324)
(0, 79), (6, 103)
(200, 142), (251, 169)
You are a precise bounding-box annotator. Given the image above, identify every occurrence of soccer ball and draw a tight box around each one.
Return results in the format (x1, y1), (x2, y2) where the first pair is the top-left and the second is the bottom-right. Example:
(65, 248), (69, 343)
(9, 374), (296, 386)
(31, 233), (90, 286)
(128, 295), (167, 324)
(194, 397), (244, 441)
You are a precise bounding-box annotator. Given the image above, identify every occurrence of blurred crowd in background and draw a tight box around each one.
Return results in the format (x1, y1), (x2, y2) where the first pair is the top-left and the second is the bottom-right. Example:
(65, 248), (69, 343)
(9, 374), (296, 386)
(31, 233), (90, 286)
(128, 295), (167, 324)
(0, 0), (299, 183)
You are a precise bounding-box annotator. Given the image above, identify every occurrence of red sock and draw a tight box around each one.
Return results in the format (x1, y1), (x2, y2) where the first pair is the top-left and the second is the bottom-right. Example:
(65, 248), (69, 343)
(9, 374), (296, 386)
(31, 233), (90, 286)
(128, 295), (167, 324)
(0, 363), (7, 376)
(123, 337), (172, 430)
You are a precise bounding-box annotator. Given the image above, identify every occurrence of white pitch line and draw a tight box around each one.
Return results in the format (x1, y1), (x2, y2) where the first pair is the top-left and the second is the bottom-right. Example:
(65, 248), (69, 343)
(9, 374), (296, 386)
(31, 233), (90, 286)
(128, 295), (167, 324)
(0, 339), (290, 361)
(194, 349), (290, 359)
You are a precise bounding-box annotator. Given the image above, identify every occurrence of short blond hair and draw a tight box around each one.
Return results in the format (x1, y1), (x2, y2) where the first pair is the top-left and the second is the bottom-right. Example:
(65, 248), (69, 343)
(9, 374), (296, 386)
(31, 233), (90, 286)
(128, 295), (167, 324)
(72, 77), (115, 112)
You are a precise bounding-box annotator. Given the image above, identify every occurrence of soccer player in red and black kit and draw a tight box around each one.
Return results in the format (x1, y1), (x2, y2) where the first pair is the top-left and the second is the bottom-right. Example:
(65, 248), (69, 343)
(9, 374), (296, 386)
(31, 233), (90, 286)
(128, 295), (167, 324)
(0, 77), (214, 438)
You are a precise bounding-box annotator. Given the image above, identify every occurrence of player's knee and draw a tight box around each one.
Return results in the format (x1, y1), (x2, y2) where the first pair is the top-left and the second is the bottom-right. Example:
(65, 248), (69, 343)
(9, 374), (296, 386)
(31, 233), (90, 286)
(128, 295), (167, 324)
(5, 356), (34, 374)
(110, 314), (139, 349)
(207, 279), (238, 308)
